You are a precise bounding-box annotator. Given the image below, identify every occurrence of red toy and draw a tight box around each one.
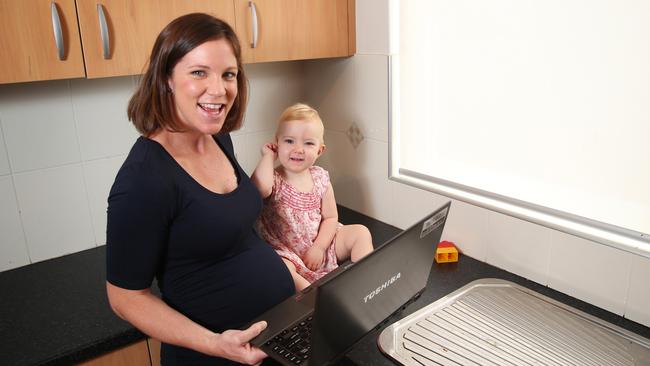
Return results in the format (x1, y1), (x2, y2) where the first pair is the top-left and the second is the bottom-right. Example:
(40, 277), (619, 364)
(435, 241), (459, 263)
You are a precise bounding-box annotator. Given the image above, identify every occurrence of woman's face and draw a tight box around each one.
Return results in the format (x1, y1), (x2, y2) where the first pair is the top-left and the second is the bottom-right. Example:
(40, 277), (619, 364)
(168, 39), (238, 135)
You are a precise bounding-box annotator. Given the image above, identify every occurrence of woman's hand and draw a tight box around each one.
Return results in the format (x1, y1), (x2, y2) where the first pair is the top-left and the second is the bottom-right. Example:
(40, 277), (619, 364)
(212, 321), (268, 365)
(303, 246), (326, 271)
(261, 143), (278, 159)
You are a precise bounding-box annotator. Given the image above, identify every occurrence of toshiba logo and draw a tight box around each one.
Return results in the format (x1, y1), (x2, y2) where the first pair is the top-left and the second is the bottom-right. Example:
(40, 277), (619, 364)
(363, 272), (401, 303)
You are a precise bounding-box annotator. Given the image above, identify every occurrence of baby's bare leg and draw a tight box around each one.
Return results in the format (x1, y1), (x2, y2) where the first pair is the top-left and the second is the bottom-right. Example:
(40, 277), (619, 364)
(281, 258), (311, 291)
(334, 224), (373, 263)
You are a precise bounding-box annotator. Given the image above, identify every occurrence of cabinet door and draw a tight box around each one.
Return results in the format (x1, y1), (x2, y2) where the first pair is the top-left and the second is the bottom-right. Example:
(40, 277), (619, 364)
(0, 0), (85, 84)
(235, 0), (353, 63)
(75, 0), (236, 78)
(76, 340), (151, 366)
(147, 338), (161, 366)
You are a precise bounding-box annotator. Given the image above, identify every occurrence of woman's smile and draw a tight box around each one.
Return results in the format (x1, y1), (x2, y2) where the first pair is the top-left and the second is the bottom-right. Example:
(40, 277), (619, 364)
(197, 102), (226, 118)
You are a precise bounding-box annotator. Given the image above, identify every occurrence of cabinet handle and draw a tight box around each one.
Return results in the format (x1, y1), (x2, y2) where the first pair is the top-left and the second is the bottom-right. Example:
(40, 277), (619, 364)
(249, 1), (258, 48)
(51, 2), (65, 60)
(97, 4), (110, 59)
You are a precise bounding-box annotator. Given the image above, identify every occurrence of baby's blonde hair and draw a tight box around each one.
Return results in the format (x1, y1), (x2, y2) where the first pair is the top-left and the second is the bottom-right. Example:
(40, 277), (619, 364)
(277, 103), (325, 143)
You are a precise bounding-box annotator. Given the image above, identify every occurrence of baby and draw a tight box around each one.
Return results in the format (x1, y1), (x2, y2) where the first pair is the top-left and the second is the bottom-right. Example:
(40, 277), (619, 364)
(252, 103), (374, 291)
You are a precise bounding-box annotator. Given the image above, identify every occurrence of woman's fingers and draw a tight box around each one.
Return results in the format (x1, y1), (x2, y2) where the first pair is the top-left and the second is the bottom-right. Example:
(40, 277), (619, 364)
(239, 320), (267, 343)
(217, 322), (268, 365)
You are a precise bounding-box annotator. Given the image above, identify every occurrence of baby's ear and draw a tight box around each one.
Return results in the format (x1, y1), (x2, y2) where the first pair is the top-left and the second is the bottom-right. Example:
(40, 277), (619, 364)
(318, 144), (327, 156)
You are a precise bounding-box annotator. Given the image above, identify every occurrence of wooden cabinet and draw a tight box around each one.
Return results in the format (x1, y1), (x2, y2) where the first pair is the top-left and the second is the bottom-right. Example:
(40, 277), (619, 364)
(0, 0), (86, 84)
(234, 0), (355, 63)
(1, 0), (355, 84)
(74, 338), (161, 366)
(148, 338), (161, 366)
(76, 340), (151, 366)
(75, 0), (235, 78)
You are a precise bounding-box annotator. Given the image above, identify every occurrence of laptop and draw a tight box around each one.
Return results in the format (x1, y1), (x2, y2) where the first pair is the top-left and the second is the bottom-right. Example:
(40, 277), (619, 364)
(247, 201), (451, 366)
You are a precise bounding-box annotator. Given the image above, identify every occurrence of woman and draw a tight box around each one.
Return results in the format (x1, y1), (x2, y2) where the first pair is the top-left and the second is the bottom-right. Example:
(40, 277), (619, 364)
(106, 13), (294, 365)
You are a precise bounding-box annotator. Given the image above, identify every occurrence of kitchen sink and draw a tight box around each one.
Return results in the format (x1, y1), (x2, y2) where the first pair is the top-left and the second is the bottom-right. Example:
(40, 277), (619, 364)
(378, 279), (650, 366)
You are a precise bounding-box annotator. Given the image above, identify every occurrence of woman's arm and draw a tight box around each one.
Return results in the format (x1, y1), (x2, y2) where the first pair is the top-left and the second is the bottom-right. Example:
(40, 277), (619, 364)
(304, 183), (339, 270)
(251, 143), (277, 198)
(106, 282), (267, 365)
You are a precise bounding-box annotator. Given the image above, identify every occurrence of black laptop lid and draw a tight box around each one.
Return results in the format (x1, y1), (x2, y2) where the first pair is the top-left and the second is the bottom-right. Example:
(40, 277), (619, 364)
(310, 202), (451, 365)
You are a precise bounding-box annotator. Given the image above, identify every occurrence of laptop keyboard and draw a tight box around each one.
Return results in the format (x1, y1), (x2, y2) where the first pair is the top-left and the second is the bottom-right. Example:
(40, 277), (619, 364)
(265, 315), (313, 364)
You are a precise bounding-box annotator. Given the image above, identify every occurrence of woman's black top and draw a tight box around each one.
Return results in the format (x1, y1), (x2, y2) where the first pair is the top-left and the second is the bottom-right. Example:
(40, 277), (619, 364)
(106, 134), (294, 365)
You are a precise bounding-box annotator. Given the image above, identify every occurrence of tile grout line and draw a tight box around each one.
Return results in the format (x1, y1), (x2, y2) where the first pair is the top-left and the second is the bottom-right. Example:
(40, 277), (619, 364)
(10, 154), (126, 176)
(621, 254), (634, 320)
(68, 79), (100, 248)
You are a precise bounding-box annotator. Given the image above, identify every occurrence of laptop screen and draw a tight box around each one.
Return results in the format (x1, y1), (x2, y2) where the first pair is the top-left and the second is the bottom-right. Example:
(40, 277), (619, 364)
(310, 202), (451, 364)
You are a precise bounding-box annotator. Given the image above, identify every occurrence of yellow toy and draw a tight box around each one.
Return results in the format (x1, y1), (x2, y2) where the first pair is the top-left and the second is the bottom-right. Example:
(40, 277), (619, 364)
(435, 241), (459, 263)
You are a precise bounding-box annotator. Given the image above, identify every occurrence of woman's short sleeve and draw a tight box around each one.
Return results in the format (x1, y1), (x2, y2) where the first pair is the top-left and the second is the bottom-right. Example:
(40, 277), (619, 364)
(106, 162), (173, 290)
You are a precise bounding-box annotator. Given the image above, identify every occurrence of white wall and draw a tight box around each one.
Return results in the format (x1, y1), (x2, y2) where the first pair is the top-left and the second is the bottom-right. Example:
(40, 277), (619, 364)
(0, 61), (305, 272)
(304, 0), (650, 328)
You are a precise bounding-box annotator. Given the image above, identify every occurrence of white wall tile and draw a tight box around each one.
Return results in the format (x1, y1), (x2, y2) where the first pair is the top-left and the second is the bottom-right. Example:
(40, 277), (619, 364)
(485, 212), (552, 285)
(239, 131), (276, 176)
(243, 61), (305, 133)
(305, 55), (388, 143)
(0, 80), (81, 172)
(318, 131), (352, 199)
(386, 179), (491, 262)
(13, 164), (95, 263)
(230, 133), (250, 173)
(547, 232), (632, 315)
(353, 55), (389, 142)
(626, 255), (650, 327)
(442, 200), (490, 262)
(304, 58), (356, 133)
(388, 181), (449, 229)
(83, 156), (126, 246)
(0, 126), (10, 175)
(356, 0), (392, 55)
(321, 131), (392, 223)
(71, 77), (139, 160)
(0, 176), (30, 271)
(130, 75), (140, 89)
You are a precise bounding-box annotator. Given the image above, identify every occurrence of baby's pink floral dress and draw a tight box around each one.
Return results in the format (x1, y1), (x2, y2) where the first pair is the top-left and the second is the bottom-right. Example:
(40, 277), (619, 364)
(257, 166), (339, 283)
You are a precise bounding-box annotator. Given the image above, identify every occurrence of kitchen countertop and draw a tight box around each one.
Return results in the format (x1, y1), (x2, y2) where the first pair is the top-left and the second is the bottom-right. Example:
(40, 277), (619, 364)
(1, 206), (649, 365)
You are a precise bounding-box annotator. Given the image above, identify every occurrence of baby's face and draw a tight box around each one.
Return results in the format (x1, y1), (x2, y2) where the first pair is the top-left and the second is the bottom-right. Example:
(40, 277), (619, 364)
(276, 119), (325, 173)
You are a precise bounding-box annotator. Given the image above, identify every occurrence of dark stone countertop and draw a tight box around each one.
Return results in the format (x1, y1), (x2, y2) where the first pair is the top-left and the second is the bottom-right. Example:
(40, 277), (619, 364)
(1, 205), (649, 365)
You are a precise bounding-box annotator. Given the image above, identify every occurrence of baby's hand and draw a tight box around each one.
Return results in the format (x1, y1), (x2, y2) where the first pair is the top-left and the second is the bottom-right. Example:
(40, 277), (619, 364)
(303, 246), (326, 271)
(260, 143), (278, 158)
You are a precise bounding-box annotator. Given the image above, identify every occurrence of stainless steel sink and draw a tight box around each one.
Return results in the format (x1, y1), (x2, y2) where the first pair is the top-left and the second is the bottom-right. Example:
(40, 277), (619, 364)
(378, 279), (650, 365)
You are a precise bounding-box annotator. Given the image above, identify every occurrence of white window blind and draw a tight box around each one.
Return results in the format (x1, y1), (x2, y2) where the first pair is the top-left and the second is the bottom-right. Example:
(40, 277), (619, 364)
(391, 0), (650, 256)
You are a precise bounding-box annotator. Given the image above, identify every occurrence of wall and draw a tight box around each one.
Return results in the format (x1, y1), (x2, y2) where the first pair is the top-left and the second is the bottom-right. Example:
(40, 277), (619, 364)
(304, 0), (650, 328)
(0, 61), (304, 272)
(1, 0), (648, 331)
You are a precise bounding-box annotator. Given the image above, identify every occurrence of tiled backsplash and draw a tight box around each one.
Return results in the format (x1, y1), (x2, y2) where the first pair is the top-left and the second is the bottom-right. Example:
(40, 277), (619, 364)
(0, 61), (305, 272)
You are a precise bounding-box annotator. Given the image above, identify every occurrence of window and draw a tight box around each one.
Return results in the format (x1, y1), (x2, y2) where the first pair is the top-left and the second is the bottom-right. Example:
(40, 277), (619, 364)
(390, 0), (649, 256)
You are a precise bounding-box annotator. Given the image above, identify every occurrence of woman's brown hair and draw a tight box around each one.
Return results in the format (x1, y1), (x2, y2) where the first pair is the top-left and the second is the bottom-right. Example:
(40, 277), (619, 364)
(127, 13), (248, 135)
